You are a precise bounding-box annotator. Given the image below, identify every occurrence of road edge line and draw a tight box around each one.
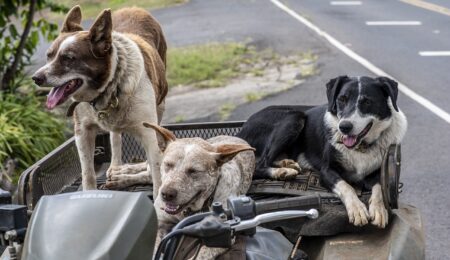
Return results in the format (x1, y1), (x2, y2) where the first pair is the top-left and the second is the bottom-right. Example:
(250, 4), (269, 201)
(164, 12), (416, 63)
(270, 0), (450, 124)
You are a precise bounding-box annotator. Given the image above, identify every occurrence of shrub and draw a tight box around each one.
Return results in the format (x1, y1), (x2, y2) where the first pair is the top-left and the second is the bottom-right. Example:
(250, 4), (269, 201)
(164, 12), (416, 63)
(0, 93), (67, 176)
(0, 1), (68, 180)
(0, 0), (67, 92)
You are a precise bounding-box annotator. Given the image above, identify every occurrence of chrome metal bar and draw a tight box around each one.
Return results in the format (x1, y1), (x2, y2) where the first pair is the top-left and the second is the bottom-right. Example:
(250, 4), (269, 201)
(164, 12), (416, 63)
(233, 209), (319, 232)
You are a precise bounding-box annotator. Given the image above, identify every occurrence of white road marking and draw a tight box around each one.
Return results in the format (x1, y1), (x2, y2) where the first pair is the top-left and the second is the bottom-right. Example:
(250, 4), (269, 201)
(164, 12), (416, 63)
(366, 21), (422, 26)
(330, 1), (362, 5)
(399, 0), (450, 17)
(270, 0), (450, 124)
(419, 51), (450, 56)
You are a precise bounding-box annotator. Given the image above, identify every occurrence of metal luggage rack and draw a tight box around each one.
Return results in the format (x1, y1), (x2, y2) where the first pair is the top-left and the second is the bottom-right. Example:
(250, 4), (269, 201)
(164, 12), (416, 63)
(18, 119), (398, 211)
(18, 121), (244, 209)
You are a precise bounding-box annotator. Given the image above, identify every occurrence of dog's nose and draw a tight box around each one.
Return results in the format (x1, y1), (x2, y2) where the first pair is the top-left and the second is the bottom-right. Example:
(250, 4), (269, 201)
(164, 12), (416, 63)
(161, 188), (178, 202)
(339, 121), (353, 134)
(32, 75), (46, 86)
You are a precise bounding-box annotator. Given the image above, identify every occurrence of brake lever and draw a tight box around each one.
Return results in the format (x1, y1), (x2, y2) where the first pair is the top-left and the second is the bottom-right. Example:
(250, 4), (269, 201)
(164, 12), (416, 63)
(232, 209), (319, 232)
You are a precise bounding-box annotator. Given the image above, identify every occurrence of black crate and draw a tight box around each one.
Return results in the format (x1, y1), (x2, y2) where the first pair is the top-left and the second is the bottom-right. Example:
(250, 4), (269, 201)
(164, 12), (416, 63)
(0, 204), (28, 232)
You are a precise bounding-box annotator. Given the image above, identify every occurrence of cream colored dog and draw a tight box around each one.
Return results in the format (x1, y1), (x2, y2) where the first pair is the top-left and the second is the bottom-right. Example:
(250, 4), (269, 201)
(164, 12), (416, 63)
(32, 6), (168, 198)
(143, 123), (255, 259)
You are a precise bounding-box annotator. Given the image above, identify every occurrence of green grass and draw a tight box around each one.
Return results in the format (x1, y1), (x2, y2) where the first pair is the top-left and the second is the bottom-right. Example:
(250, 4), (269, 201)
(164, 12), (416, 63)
(298, 51), (319, 78)
(218, 103), (236, 121)
(55, 0), (186, 18)
(174, 115), (185, 123)
(245, 92), (266, 103)
(167, 43), (257, 88)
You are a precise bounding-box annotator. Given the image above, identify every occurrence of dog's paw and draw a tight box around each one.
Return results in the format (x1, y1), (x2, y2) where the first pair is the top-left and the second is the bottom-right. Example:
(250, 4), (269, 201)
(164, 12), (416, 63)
(345, 198), (369, 226)
(104, 174), (128, 189)
(105, 180), (127, 190)
(106, 166), (118, 179)
(107, 164), (144, 179)
(369, 198), (388, 228)
(275, 159), (302, 172)
(271, 167), (299, 180)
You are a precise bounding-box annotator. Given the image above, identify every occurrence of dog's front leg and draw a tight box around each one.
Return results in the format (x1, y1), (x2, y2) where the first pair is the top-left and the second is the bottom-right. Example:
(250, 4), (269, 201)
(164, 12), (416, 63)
(368, 183), (388, 228)
(321, 145), (368, 226)
(332, 180), (369, 226)
(107, 132), (150, 177)
(363, 172), (388, 228)
(75, 123), (98, 190)
(107, 162), (148, 177)
(139, 127), (162, 199)
(106, 131), (122, 179)
(105, 126), (161, 194)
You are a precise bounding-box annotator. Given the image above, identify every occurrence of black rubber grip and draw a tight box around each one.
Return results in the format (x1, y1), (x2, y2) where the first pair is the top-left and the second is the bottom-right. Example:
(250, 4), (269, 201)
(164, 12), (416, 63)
(254, 195), (321, 215)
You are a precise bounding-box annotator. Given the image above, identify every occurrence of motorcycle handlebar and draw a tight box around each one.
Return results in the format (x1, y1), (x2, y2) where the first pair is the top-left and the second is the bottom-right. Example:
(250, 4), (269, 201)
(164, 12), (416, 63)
(233, 209), (319, 232)
(254, 195), (321, 215)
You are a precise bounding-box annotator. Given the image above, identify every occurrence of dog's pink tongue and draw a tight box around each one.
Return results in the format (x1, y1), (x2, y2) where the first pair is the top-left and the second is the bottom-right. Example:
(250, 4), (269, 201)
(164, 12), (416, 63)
(343, 136), (357, 148)
(46, 86), (66, 110)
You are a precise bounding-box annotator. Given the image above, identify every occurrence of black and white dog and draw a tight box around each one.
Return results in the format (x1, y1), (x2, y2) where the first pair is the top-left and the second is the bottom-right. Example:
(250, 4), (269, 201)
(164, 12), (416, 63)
(238, 76), (407, 228)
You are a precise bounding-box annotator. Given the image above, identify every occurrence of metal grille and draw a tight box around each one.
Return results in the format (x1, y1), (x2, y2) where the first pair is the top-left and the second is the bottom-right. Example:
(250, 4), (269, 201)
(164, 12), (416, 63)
(120, 121), (243, 164)
(18, 138), (83, 209)
(38, 144), (81, 195)
(18, 122), (244, 208)
(122, 134), (146, 163)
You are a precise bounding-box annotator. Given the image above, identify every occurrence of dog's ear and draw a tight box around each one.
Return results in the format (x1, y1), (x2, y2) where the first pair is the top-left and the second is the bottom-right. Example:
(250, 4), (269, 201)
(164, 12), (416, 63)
(326, 75), (349, 114)
(88, 9), (112, 58)
(377, 77), (399, 112)
(143, 122), (176, 151)
(213, 144), (255, 166)
(61, 5), (83, 33)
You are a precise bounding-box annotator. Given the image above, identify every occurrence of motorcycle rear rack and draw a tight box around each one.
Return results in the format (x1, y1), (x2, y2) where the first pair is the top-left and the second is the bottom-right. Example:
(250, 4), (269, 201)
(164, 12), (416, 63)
(18, 120), (401, 211)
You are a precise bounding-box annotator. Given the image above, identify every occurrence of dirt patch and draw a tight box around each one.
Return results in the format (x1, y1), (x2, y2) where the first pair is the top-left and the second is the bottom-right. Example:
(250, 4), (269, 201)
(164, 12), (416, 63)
(162, 53), (318, 123)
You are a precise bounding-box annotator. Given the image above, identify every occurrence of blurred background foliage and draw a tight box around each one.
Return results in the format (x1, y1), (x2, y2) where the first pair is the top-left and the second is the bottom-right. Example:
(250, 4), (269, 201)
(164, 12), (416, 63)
(0, 0), (189, 184)
(0, 0), (68, 181)
(55, 0), (185, 18)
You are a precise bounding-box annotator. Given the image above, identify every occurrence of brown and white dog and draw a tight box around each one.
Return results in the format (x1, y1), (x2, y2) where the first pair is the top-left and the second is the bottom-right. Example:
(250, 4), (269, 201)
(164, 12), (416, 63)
(32, 6), (168, 197)
(143, 123), (255, 259)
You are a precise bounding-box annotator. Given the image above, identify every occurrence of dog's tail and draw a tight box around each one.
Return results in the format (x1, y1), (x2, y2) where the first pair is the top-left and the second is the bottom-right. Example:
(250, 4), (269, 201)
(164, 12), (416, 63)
(142, 122), (176, 142)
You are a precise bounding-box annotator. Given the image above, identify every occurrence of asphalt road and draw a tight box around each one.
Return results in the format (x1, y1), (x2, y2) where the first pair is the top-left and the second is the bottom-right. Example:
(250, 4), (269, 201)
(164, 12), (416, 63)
(31, 0), (449, 258)
(156, 0), (450, 258)
(225, 1), (450, 258)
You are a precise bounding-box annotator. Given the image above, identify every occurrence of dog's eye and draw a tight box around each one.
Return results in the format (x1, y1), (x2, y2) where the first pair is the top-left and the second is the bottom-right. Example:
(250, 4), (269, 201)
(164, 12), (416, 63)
(338, 96), (347, 104)
(46, 51), (55, 60)
(186, 168), (197, 175)
(360, 98), (372, 106)
(61, 54), (75, 61)
(164, 162), (174, 170)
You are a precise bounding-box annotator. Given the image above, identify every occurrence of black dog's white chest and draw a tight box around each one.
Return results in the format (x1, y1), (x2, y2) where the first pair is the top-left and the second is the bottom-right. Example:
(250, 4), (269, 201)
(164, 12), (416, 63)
(334, 144), (384, 182)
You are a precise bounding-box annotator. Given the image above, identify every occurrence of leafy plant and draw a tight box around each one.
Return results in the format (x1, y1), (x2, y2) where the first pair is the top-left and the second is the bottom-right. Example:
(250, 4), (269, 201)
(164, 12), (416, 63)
(0, 0), (67, 92)
(0, 1), (68, 179)
(0, 93), (67, 174)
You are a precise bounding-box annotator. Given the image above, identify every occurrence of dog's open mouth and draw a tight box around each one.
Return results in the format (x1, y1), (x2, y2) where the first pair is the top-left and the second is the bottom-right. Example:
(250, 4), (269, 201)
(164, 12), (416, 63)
(46, 79), (83, 110)
(162, 191), (203, 215)
(342, 122), (373, 149)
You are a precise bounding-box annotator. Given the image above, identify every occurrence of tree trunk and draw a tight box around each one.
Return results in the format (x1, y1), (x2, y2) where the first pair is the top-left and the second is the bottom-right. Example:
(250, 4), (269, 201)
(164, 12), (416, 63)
(1, 0), (37, 92)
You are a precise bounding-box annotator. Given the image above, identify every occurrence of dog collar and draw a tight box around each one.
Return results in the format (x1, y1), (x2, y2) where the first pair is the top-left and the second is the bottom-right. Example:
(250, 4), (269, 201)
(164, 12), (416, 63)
(66, 101), (80, 117)
(66, 92), (120, 119)
(90, 95), (119, 120)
